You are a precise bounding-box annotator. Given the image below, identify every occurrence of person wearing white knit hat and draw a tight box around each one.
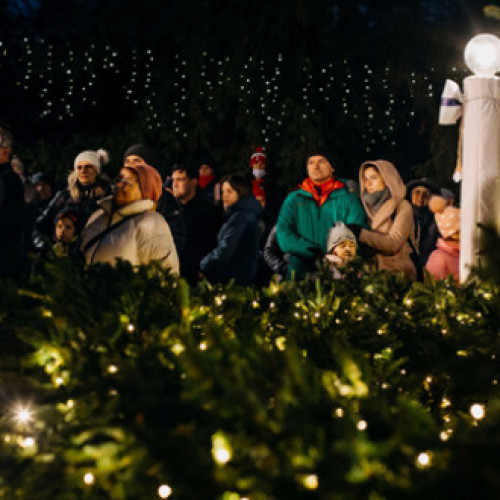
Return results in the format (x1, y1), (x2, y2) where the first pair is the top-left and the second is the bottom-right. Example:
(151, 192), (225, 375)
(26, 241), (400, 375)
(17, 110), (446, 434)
(74, 148), (109, 186)
(32, 148), (112, 252)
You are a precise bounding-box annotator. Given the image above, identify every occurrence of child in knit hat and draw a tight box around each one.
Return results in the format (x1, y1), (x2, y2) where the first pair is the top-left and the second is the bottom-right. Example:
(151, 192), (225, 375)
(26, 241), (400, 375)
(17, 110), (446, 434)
(324, 221), (357, 278)
(425, 195), (460, 281)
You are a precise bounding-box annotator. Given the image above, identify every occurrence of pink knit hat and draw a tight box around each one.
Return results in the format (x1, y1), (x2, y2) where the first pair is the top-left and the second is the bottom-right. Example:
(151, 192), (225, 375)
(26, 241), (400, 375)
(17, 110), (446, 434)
(124, 164), (163, 202)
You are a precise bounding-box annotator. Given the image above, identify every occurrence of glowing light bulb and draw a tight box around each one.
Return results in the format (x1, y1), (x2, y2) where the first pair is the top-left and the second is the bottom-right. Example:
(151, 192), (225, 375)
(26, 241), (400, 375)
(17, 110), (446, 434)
(20, 436), (35, 448)
(13, 406), (33, 425)
(84, 472), (94, 485)
(158, 484), (172, 498)
(470, 403), (485, 420)
(357, 420), (367, 431)
(416, 452), (432, 468)
(303, 474), (319, 489)
(212, 432), (232, 464)
(465, 34), (500, 76)
(108, 365), (118, 374)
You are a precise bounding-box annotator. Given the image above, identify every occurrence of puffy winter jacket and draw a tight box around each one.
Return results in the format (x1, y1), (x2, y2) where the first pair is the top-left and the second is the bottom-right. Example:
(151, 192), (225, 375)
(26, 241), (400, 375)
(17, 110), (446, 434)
(276, 178), (366, 280)
(80, 196), (179, 274)
(200, 194), (262, 285)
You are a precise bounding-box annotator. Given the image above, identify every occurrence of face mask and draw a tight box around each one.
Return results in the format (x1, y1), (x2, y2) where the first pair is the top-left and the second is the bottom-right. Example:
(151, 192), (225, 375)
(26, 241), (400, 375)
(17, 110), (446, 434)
(253, 169), (266, 179)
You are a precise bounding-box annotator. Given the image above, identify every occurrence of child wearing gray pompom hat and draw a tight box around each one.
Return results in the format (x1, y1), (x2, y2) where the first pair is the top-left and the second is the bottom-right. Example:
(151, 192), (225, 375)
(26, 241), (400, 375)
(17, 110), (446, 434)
(324, 221), (357, 278)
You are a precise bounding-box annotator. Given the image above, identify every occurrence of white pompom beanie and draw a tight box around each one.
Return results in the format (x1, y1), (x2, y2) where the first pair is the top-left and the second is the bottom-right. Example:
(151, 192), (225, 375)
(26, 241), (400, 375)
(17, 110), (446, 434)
(73, 148), (110, 174)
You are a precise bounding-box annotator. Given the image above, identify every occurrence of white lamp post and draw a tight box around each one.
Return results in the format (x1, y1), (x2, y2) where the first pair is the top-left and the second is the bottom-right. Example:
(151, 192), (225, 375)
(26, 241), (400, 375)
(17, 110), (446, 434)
(439, 33), (500, 282)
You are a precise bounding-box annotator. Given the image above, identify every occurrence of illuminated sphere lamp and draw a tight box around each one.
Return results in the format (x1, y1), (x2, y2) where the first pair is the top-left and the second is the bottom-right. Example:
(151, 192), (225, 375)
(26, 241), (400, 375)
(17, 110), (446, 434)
(464, 33), (500, 76)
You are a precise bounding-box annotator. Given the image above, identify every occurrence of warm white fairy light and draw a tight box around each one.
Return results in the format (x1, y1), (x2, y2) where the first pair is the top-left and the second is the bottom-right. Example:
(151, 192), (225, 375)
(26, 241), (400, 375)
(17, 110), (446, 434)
(108, 364), (118, 374)
(158, 484), (172, 498)
(470, 403), (486, 420)
(416, 451), (432, 468)
(13, 405), (33, 425)
(83, 472), (95, 485)
(302, 474), (319, 489)
(212, 432), (232, 465)
(19, 436), (35, 448)
(357, 420), (367, 431)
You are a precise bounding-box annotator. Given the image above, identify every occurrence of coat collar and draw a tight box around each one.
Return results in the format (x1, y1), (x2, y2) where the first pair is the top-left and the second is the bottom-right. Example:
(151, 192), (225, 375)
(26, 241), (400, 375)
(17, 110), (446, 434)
(98, 195), (154, 218)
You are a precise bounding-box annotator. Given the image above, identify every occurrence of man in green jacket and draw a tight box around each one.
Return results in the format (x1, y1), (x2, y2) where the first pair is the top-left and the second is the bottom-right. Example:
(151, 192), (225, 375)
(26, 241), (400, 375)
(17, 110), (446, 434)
(276, 151), (367, 280)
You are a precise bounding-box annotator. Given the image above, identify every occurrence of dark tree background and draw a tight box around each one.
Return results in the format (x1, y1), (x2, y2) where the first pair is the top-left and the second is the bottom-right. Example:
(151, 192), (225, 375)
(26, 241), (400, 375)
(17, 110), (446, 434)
(0, 0), (495, 187)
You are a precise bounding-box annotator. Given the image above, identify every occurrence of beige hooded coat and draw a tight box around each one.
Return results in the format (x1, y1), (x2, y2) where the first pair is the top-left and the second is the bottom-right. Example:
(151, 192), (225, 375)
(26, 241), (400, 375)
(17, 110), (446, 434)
(358, 160), (417, 280)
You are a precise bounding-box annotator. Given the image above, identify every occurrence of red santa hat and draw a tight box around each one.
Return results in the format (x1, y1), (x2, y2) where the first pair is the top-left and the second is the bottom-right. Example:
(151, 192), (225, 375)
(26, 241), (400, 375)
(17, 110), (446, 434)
(250, 146), (267, 167)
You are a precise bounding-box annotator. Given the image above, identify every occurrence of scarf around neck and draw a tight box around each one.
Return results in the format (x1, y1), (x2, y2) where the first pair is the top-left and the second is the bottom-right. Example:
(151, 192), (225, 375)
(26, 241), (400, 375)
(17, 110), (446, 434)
(363, 187), (391, 213)
(300, 177), (345, 206)
(198, 174), (215, 189)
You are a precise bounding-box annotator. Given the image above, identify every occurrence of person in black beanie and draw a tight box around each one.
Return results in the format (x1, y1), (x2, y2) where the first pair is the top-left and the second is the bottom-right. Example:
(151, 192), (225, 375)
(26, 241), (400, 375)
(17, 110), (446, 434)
(406, 177), (440, 266)
(123, 144), (157, 169)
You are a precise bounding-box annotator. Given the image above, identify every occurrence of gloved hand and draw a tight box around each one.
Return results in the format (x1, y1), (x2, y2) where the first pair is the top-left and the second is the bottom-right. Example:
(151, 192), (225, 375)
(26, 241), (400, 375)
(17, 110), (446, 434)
(346, 223), (363, 239)
(307, 245), (324, 259)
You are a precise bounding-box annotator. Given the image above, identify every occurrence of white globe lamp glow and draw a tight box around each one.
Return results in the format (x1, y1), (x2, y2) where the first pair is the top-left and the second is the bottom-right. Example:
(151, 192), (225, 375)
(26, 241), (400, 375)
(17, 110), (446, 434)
(464, 34), (500, 76)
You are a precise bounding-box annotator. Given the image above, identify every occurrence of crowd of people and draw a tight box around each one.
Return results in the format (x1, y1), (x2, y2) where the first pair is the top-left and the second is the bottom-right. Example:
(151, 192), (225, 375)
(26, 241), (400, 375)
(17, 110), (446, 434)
(0, 125), (461, 286)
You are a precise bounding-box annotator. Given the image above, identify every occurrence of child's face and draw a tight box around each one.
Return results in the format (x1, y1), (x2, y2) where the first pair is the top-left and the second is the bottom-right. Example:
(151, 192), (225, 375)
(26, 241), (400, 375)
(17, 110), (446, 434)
(55, 218), (76, 243)
(333, 240), (356, 262)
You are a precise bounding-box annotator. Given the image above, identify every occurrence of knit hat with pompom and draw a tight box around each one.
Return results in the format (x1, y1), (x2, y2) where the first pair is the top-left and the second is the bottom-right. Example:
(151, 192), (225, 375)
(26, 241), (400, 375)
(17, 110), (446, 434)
(73, 148), (109, 174)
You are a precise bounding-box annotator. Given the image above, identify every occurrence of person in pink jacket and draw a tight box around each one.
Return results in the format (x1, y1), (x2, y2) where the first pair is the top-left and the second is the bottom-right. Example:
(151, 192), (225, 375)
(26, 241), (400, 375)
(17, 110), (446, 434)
(425, 196), (460, 281)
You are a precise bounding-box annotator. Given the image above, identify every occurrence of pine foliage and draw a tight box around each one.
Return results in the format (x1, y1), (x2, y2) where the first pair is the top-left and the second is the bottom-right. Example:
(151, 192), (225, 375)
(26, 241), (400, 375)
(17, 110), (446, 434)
(0, 254), (499, 499)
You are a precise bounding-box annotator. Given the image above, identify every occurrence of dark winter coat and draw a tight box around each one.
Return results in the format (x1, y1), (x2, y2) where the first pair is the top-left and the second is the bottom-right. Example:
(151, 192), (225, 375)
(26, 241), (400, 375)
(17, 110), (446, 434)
(156, 187), (186, 254)
(178, 193), (221, 285)
(0, 162), (25, 278)
(32, 172), (111, 252)
(262, 225), (288, 282)
(257, 175), (286, 248)
(413, 206), (439, 266)
(198, 177), (221, 207)
(200, 194), (262, 286)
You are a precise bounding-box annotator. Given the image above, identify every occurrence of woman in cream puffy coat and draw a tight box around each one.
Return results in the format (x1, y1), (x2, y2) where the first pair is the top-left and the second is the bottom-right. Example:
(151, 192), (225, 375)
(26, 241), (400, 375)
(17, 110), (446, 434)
(80, 163), (179, 274)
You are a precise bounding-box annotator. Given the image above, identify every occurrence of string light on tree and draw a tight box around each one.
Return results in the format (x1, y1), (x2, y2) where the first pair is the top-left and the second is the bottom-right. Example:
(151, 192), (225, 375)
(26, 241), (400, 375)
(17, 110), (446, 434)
(158, 484), (172, 498)
(83, 472), (95, 485)
(416, 451), (432, 469)
(12, 405), (34, 426)
(470, 403), (486, 420)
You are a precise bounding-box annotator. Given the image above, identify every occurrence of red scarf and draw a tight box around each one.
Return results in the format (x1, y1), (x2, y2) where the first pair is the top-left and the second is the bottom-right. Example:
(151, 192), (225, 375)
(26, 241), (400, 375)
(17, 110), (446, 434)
(299, 177), (345, 206)
(199, 174), (215, 189)
(252, 177), (266, 201)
